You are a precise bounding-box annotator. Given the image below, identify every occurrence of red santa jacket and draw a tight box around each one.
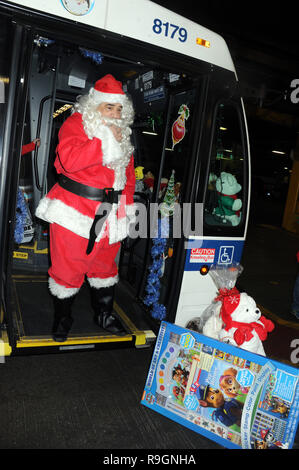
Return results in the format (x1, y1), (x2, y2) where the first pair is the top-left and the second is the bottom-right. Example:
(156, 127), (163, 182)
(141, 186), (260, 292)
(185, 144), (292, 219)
(36, 112), (135, 244)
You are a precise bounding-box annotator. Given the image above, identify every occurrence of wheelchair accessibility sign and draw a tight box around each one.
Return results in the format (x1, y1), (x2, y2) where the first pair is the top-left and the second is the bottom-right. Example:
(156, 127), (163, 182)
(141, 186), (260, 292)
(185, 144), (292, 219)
(218, 246), (234, 265)
(185, 238), (244, 271)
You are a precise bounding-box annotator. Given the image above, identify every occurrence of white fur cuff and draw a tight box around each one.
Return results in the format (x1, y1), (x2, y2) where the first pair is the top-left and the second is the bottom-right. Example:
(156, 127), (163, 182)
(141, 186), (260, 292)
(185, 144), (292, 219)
(87, 275), (119, 289)
(49, 277), (80, 299)
(90, 88), (127, 105)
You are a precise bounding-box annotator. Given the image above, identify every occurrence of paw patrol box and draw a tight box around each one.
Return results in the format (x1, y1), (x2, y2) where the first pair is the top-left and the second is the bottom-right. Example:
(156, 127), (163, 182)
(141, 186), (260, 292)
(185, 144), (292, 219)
(141, 322), (299, 449)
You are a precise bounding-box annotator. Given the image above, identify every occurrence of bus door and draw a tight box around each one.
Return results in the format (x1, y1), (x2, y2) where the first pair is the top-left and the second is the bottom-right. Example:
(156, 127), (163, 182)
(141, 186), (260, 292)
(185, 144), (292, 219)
(118, 82), (204, 327)
(0, 15), (209, 355)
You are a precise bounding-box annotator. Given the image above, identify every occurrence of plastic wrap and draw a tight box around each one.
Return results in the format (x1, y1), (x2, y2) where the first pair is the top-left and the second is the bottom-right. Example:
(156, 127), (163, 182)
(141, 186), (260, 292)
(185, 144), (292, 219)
(186, 264), (243, 339)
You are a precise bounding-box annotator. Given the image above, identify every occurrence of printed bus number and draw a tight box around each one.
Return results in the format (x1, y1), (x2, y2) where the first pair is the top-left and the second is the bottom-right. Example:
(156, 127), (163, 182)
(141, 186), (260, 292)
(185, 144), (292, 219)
(152, 18), (187, 43)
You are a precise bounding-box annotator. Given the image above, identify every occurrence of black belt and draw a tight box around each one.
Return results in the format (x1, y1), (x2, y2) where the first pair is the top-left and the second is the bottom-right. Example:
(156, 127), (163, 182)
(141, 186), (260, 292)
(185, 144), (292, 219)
(58, 174), (121, 203)
(58, 175), (122, 255)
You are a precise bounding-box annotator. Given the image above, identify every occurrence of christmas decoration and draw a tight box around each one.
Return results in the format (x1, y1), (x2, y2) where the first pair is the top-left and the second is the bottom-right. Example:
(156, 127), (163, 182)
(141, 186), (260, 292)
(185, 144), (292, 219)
(79, 47), (103, 65)
(171, 104), (190, 149)
(14, 189), (34, 244)
(144, 170), (176, 320)
(213, 172), (242, 226)
(218, 289), (274, 356)
(135, 166), (144, 181)
(143, 170), (155, 192)
(135, 166), (145, 192)
(34, 36), (55, 48)
(143, 217), (168, 320)
(186, 265), (242, 338)
(160, 169), (175, 216)
(186, 265), (274, 356)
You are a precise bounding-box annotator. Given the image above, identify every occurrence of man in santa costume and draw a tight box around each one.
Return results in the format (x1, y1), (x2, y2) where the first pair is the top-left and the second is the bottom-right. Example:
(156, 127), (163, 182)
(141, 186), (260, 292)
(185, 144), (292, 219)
(36, 74), (136, 341)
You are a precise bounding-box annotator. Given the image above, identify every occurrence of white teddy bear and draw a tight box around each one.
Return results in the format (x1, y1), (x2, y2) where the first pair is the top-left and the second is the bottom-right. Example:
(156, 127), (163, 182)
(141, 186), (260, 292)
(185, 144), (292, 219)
(218, 289), (274, 356)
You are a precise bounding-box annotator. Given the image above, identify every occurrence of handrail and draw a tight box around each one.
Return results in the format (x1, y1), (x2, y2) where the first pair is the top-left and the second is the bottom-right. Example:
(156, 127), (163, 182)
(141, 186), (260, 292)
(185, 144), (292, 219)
(33, 94), (51, 191)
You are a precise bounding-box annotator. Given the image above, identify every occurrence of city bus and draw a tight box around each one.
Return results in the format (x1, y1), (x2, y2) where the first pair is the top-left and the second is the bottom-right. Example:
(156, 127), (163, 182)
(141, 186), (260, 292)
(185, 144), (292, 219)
(0, 0), (250, 356)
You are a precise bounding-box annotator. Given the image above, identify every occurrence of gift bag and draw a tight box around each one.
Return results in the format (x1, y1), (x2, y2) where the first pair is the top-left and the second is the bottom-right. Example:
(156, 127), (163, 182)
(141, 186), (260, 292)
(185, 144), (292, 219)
(186, 264), (243, 339)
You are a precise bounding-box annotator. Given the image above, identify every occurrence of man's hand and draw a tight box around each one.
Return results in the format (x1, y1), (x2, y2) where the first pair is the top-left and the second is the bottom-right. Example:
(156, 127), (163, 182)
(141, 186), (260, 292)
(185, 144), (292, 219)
(33, 138), (41, 148)
(108, 124), (122, 142)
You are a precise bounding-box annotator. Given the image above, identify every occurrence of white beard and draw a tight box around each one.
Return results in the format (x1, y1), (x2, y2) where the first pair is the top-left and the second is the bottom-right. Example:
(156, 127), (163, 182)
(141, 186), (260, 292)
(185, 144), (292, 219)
(82, 114), (134, 190)
(84, 114), (133, 163)
(93, 119), (124, 165)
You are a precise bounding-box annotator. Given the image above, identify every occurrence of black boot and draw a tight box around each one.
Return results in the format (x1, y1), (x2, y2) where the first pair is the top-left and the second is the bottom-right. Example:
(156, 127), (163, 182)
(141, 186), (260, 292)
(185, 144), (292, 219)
(51, 295), (75, 342)
(90, 286), (127, 335)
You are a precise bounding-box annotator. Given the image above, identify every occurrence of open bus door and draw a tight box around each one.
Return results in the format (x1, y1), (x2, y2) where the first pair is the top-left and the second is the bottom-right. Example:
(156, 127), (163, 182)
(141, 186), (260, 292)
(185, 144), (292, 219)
(0, 1), (250, 356)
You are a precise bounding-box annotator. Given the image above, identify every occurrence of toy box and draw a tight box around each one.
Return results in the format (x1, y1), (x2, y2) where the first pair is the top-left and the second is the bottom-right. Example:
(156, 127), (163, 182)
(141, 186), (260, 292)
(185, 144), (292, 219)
(141, 321), (299, 449)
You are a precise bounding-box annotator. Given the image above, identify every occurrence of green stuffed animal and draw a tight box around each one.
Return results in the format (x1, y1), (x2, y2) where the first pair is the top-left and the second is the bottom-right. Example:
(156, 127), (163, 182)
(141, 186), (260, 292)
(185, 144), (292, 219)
(213, 172), (242, 226)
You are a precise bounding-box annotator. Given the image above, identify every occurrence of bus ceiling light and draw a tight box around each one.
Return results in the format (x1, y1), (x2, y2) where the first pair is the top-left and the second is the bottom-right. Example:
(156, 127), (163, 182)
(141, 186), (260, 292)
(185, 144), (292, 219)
(200, 265), (209, 275)
(272, 150), (286, 155)
(219, 127), (227, 131)
(196, 38), (211, 48)
(142, 131), (158, 136)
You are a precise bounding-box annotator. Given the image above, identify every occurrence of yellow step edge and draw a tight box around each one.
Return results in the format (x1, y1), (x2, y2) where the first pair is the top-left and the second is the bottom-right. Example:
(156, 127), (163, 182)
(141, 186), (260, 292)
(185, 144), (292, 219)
(14, 241), (48, 254)
(16, 333), (134, 348)
(0, 330), (12, 356)
(114, 302), (147, 346)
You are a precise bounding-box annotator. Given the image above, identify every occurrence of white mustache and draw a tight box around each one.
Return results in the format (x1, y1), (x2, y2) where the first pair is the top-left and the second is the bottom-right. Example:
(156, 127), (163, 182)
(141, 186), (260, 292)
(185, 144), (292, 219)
(99, 115), (126, 129)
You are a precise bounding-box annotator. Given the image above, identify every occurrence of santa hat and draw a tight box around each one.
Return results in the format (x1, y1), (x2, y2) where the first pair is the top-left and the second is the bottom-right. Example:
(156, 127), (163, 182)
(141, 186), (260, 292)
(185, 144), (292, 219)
(90, 74), (127, 105)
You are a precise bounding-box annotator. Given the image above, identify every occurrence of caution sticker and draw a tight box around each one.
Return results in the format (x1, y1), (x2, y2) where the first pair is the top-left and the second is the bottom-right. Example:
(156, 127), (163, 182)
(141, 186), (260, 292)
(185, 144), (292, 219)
(190, 248), (215, 263)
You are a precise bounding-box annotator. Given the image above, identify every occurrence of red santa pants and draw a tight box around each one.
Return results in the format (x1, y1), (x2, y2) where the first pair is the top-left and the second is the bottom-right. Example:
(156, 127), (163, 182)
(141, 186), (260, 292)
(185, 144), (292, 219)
(48, 223), (120, 292)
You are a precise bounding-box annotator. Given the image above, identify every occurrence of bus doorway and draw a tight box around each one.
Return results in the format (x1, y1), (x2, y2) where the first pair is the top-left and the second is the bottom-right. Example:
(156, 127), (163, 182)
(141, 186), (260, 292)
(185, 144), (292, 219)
(2, 24), (204, 354)
(0, 3), (250, 357)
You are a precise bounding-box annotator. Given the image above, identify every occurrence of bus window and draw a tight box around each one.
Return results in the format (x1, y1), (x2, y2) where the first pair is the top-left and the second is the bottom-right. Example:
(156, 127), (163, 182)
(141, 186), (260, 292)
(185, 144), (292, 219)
(204, 102), (246, 228)
(132, 87), (196, 203)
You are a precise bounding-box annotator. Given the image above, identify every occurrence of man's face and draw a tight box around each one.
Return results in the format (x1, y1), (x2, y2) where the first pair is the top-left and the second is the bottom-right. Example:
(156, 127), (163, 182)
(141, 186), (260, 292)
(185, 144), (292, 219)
(97, 102), (123, 119)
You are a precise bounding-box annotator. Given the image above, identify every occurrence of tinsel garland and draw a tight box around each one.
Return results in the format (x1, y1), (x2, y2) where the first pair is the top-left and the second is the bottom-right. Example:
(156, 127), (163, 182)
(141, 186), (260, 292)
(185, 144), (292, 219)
(34, 37), (55, 48)
(143, 217), (169, 320)
(79, 48), (103, 65)
(14, 189), (28, 244)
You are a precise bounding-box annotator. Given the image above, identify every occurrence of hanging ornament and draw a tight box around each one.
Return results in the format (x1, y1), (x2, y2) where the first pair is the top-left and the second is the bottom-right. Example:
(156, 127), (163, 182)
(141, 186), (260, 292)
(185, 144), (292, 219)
(171, 104), (190, 149)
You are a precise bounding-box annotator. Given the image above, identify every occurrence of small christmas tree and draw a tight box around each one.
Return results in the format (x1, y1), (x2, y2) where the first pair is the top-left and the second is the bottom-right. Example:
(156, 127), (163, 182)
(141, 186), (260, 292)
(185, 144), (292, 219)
(160, 170), (175, 217)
